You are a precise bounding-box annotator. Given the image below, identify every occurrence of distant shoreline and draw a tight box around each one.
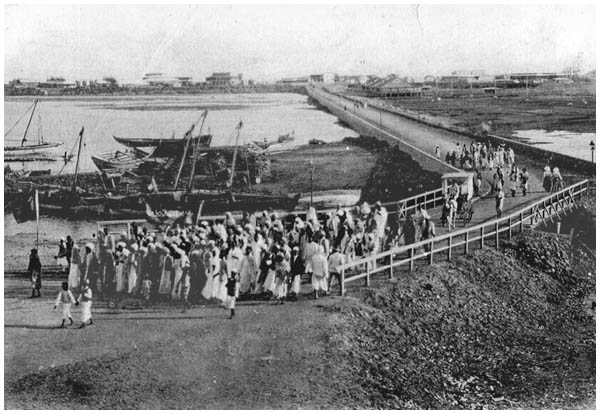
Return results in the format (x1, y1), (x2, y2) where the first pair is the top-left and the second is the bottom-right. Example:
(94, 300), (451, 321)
(4, 85), (308, 99)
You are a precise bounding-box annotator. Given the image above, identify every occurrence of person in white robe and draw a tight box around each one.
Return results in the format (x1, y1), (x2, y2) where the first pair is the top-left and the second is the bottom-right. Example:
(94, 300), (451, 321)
(310, 245), (329, 299)
(77, 279), (93, 328)
(158, 247), (174, 296)
(68, 244), (81, 292)
(127, 244), (140, 295)
(114, 243), (129, 294)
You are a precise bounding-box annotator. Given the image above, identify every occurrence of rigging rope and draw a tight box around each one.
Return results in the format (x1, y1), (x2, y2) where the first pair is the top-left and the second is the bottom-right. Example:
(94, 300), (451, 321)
(4, 101), (36, 138)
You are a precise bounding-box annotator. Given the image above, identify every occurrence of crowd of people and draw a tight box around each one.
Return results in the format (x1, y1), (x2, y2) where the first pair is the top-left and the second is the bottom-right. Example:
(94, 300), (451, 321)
(35, 201), (435, 318)
(440, 141), (516, 171)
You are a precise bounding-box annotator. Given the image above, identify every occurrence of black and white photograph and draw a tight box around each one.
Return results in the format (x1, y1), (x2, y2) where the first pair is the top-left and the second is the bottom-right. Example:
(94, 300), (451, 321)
(3, 3), (596, 409)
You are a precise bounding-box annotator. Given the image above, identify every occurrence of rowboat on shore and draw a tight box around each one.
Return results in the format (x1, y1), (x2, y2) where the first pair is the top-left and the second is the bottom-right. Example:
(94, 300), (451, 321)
(91, 148), (152, 172)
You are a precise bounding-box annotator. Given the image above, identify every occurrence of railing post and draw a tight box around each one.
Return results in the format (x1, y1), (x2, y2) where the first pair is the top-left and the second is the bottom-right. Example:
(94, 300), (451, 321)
(389, 252), (393, 279)
(495, 222), (500, 249)
(341, 267), (345, 296)
(480, 226), (485, 249)
(519, 212), (524, 233)
(508, 216), (512, 239)
(447, 236), (452, 261)
(465, 231), (469, 254)
(409, 247), (415, 272)
(429, 241), (434, 265)
(530, 206), (534, 226)
(366, 261), (370, 287)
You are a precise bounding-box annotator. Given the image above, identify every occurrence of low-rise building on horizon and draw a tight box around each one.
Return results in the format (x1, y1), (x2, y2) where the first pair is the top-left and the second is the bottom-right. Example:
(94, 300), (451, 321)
(205, 72), (243, 87)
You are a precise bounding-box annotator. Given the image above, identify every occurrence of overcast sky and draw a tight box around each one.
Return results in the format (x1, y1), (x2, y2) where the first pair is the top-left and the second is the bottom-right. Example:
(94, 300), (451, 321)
(4, 4), (596, 83)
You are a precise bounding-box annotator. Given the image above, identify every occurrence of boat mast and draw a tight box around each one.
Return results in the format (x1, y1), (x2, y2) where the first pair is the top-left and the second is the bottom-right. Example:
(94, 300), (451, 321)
(173, 123), (196, 190)
(21, 99), (39, 147)
(73, 127), (85, 189)
(38, 112), (43, 144)
(227, 121), (244, 188)
(187, 110), (208, 191)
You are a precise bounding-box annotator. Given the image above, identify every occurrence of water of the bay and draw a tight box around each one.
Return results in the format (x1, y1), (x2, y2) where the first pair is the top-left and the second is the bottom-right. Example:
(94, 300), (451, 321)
(4, 93), (357, 173)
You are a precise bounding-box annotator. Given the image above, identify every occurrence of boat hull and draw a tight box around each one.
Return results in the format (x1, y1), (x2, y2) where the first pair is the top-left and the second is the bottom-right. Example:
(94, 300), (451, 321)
(4, 142), (62, 161)
(91, 148), (150, 172)
(113, 134), (212, 147)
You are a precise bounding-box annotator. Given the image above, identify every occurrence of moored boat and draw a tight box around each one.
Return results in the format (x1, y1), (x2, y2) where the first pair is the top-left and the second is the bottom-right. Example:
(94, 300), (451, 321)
(113, 134), (213, 148)
(4, 99), (62, 160)
(91, 148), (152, 172)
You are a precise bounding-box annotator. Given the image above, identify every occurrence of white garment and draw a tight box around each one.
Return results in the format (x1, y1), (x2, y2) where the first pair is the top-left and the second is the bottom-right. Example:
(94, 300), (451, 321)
(311, 274), (328, 291)
(227, 247), (244, 275)
(225, 295), (236, 310)
(61, 303), (73, 319)
(291, 274), (301, 294)
(81, 302), (92, 323)
(115, 249), (129, 293)
(68, 264), (80, 291)
(263, 269), (276, 293)
(56, 290), (76, 319)
(78, 287), (93, 323)
(374, 207), (388, 239)
(171, 259), (183, 300)
(275, 278), (287, 299)
(211, 274), (220, 299)
(127, 253), (139, 294)
(158, 256), (173, 295)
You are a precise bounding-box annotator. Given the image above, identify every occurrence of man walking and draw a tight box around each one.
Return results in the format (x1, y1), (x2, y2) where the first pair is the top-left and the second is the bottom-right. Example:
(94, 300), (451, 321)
(327, 247), (345, 296)
(310, 246), (329, 299)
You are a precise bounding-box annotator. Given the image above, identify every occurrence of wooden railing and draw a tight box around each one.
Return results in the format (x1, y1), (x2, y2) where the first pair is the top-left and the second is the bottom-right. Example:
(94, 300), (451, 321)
(337, 179), (593, 295)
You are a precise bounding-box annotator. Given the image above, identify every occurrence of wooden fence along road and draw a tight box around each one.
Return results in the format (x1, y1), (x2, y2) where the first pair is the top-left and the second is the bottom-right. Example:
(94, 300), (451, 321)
(337, 179), (594, 296)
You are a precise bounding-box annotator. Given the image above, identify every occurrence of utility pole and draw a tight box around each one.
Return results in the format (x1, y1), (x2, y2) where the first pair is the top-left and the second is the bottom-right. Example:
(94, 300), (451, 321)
(309, 158), (314, 207)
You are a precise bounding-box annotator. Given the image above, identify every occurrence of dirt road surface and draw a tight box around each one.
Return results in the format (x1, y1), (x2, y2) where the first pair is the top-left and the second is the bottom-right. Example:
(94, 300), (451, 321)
(4, 278), (367, 409)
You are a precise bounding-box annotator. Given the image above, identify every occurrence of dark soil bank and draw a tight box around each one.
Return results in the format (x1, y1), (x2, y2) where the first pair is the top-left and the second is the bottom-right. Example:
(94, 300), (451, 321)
(342, 136), (441, 203)
(333, 227), (595, 409)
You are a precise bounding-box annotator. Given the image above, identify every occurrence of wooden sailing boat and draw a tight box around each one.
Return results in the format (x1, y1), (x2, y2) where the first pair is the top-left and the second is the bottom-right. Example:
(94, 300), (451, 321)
(4, 99), (62, 160)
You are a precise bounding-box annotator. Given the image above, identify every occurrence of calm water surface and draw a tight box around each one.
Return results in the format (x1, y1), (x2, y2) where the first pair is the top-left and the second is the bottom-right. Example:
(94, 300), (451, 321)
(4, 93), (357, 173)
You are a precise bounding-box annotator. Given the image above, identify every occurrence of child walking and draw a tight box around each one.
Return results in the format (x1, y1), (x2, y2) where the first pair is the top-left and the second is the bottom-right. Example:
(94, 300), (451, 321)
(77, 279), (93, 329)
(54, 282), (77, 328)
(225, 273), (237, 319)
